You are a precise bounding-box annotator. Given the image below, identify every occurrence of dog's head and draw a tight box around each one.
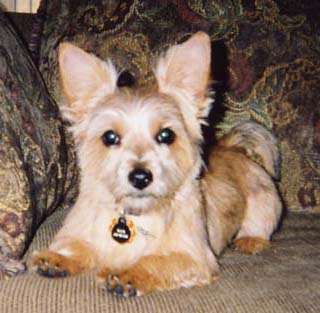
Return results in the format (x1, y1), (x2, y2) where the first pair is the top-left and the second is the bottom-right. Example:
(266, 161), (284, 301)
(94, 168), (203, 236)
(59, 32), (212, 214)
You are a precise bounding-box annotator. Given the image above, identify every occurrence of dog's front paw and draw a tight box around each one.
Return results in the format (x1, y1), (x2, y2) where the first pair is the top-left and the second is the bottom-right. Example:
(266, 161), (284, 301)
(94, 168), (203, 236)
(106, 273), (138, 297)
(97, 267), (154, 297)
(32, 250), (77, 278)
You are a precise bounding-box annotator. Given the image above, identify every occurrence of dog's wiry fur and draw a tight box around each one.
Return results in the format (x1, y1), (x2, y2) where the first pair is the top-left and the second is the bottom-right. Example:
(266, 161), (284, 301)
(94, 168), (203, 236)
(202, 122), (282, 255)
(32, 32), (282, 296)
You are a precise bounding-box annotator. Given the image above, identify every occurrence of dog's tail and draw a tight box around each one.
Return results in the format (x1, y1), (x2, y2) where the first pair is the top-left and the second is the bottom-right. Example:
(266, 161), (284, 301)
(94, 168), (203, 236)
(218, 121), (280, 179)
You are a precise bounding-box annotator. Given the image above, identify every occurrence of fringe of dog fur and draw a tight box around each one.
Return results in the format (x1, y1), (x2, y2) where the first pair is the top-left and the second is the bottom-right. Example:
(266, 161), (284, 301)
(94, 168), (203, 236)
(217, 121), (280, 179)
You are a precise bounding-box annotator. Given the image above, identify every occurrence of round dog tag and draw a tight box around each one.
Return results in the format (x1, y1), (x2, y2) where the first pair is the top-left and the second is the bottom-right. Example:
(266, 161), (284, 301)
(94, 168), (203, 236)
(110, 217), (132, 244)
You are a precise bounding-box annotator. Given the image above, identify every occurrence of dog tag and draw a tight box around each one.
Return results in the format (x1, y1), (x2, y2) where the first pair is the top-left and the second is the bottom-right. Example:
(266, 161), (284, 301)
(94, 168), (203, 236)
(110, 217), (134, 244)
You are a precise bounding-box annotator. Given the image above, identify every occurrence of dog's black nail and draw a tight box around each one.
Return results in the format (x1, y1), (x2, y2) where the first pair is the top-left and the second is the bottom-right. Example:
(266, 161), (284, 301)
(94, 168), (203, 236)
(114, 284), (124, 296)
(128, 287), (137, 297)
(47, 268), (57, 277)
(106, 281), (113, 291)
(37, 267), (46, 276)
(37, 267), (55, 278)
(59, 270), (68, 277)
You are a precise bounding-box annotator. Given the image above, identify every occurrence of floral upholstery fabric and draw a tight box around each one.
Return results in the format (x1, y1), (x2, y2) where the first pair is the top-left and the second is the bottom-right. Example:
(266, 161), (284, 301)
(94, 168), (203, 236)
(0, 13), (72, 278)
(38, 0), (319, 212)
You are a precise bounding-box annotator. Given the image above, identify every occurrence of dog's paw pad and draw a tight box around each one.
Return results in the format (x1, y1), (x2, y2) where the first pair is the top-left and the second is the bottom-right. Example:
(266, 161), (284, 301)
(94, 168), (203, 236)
(114, 284), (125, 296)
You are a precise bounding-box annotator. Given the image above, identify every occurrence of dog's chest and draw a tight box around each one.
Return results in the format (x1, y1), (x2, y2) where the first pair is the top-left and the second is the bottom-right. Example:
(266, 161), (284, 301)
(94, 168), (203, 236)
(94, 212), (166, 269)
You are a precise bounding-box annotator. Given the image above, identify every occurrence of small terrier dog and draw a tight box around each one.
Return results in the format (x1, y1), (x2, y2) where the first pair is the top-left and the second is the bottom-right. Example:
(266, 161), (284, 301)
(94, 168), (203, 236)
(33, 32), (282, 296)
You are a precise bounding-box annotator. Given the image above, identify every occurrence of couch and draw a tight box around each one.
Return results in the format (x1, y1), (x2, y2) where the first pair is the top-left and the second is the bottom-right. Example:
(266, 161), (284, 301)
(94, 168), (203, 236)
(0, 1), (319, 312)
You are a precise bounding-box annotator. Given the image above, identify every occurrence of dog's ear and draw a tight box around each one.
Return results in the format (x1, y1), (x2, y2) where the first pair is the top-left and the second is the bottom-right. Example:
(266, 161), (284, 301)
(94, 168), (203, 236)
(155, 32), (211, 116)
(58, 43), (117, 122)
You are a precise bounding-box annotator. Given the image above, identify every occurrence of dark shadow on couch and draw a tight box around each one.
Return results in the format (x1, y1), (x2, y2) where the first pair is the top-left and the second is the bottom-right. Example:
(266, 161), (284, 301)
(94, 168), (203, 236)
(201, 40), (229, 170)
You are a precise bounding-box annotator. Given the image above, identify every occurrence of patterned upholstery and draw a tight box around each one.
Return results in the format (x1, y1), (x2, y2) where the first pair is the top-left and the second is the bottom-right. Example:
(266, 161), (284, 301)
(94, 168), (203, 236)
(39, 0), (320, 213)
(0, 13), (73, 278)
(0, 2), (319, 312)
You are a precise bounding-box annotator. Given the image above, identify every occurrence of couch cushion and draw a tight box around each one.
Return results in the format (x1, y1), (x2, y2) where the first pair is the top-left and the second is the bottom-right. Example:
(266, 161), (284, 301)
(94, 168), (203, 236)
(0, 12), (75, 278)
(0, 209), (318, 312)
(36, 0), (320, 213)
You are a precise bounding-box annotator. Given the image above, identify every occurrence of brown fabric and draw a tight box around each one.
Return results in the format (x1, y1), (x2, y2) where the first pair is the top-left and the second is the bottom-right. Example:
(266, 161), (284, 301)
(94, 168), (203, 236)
(36, 0), (320, 213)
(0, 13), (73, 278)
(0, 210), (318, 312)
(4, 13), (34, 45)
(1, 3), (318, 308)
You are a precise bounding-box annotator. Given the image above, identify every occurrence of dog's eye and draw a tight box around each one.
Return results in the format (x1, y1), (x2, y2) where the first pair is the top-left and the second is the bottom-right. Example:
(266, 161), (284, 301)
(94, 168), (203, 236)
(102, 130), (120, 146)
(156, 128), (175, 145)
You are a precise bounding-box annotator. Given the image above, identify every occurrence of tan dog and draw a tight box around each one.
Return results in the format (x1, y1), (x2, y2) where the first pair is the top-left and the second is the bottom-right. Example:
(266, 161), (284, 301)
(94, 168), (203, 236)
(32, 32), (282, 297)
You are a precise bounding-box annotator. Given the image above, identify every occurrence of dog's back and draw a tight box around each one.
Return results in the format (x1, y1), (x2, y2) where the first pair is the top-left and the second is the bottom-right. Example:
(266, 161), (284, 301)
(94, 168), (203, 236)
(202, 122), (282, 255)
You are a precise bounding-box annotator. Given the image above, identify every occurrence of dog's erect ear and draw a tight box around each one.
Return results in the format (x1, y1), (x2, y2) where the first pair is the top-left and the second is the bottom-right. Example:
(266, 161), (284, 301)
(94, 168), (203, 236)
(59, 43), (117, 122)
(155, 32), (211, 114)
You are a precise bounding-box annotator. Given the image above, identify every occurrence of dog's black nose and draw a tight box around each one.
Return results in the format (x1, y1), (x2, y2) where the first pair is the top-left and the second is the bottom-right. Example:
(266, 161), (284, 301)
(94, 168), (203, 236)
(128, 168), (153, 190)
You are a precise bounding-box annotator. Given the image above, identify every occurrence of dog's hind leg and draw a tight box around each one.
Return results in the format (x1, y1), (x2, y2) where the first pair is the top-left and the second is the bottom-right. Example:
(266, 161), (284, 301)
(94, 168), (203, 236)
(234, 179), (282, 254)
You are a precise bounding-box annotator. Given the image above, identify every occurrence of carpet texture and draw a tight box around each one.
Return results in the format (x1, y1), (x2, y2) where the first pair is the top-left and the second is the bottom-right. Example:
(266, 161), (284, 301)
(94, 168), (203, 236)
(0, 209), (318, 313)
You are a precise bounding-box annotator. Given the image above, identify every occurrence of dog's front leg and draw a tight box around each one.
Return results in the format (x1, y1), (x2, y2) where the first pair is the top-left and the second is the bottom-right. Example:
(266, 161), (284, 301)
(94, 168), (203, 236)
(32, 240), (97, 278)
(98, 252), (217, 297)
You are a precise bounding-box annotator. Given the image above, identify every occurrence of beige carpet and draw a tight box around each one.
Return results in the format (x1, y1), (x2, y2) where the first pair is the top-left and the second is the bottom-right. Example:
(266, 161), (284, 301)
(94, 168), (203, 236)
(0, 209), (319, 313)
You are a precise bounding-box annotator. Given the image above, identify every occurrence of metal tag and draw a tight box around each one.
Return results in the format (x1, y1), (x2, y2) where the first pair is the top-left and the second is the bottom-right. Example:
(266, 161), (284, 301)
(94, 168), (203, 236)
(110, 216), (135, 244)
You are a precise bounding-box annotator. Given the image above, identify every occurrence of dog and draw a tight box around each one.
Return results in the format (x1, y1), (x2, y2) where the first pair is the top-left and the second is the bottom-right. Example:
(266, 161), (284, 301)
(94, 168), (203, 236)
(32, 32), (282, 297)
